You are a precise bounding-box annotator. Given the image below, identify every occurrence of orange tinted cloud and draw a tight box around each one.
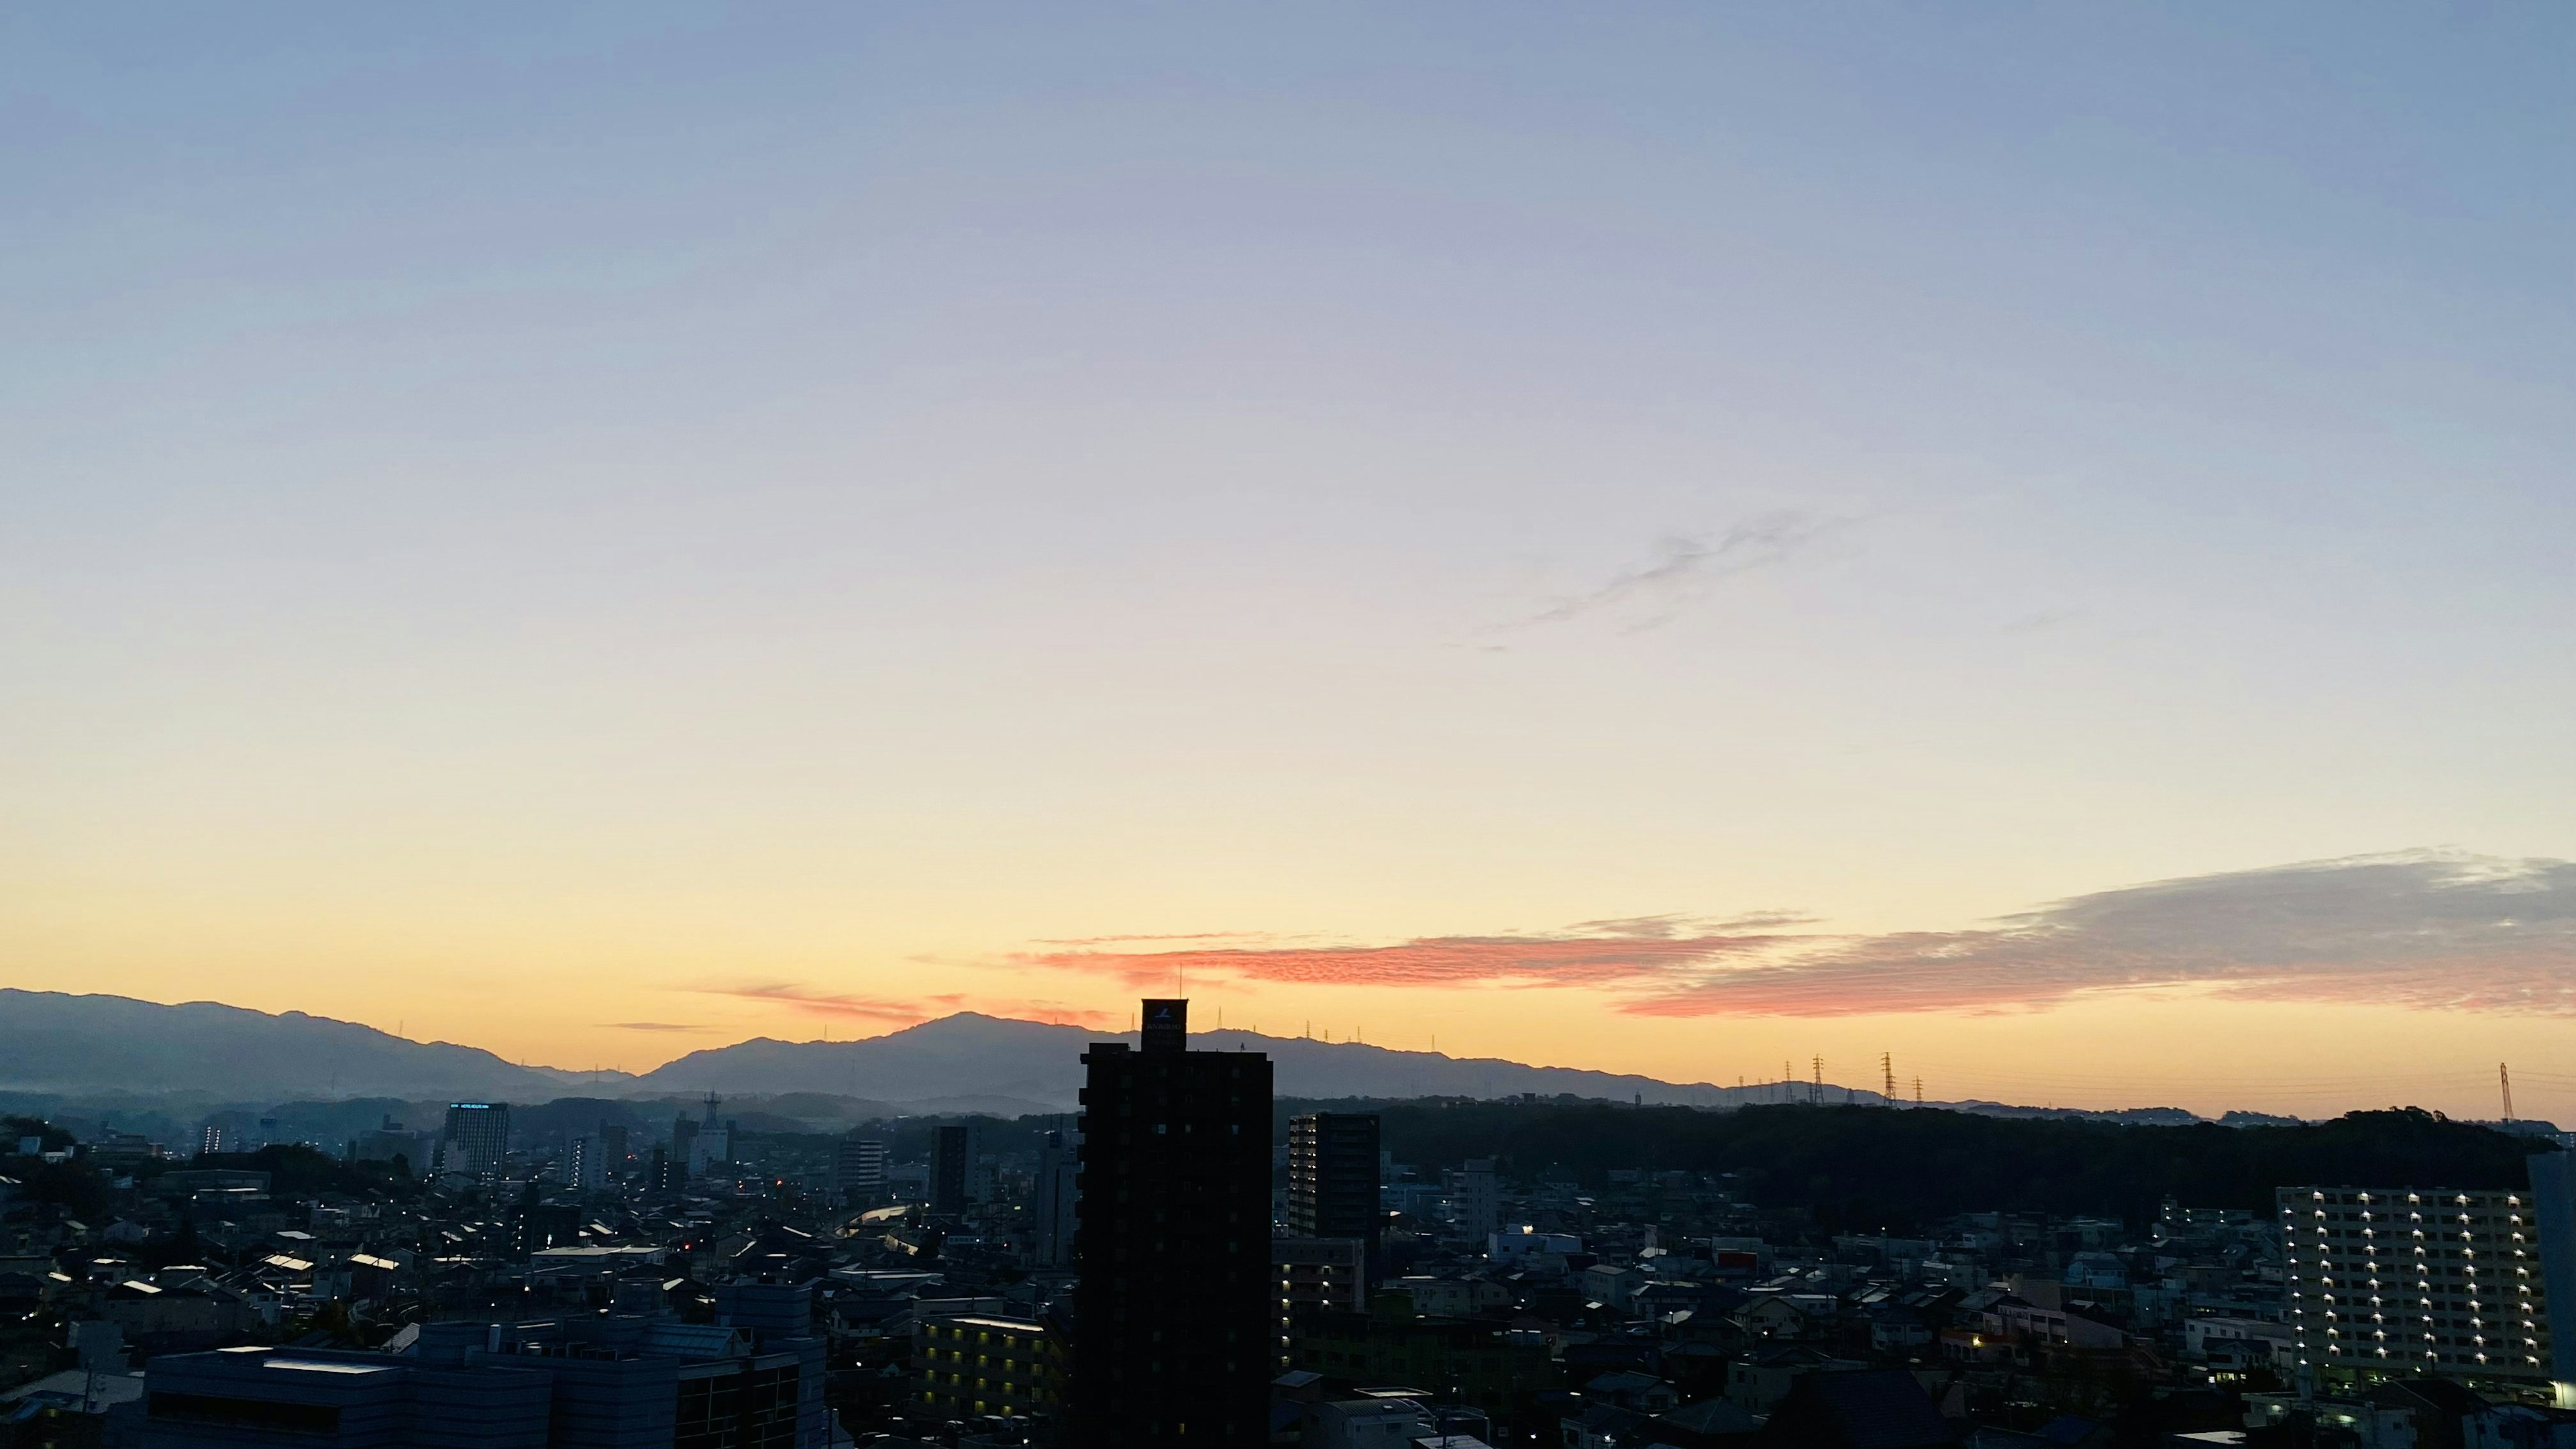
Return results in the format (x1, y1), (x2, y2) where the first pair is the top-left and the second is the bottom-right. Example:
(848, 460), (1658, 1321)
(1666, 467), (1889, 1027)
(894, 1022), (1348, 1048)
(1020, 920), (1790, 991)
(1019, 853), (2576, 1021)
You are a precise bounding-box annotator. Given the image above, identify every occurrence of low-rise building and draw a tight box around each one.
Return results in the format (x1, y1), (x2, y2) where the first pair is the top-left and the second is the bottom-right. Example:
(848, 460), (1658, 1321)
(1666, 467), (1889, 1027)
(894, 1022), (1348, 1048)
(2183, 1316), (2294, 1371)
(119, 1287), (828, 1446)
(1305, 1395), (1432, 1448)
(1279, 1236), (1371, 1316)
(1725, 1346), (1866, 1415)
(1286, 1302), (1553, 1420)
(912, 1312), (1057, 1424)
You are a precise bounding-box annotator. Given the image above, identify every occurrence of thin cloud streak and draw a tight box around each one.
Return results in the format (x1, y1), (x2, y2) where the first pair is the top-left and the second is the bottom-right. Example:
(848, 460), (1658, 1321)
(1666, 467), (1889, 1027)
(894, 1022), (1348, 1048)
(600, 1021), (715, 1032)
(1026, 932), (1283, 948)
(1021, 924), (1791, 991)
(1631, 852), (2576, 1017)
(1022, 853), (2576, 1021)
(1504, 513), (1838, 635)
(702, 985), (933, 1024)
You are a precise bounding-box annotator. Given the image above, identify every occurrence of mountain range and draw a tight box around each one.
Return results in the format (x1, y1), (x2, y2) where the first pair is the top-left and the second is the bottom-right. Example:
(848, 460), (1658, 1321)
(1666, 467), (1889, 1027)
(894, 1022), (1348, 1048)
(633, 1014), (1774, 1110)
(2, 989), (1790, 1112)
(0, 988), (621, 1102)
(10, 989), (2338, 1128)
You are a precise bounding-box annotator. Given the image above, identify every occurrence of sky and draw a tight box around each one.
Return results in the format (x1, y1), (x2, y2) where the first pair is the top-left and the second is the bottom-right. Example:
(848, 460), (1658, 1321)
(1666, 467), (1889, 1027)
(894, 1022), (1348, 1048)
(3, 3), (2571, 1119)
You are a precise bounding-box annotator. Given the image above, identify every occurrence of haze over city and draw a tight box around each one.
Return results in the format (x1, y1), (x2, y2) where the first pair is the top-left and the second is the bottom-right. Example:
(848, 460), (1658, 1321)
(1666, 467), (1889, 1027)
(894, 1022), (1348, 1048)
(6, 3), (2571, 1120)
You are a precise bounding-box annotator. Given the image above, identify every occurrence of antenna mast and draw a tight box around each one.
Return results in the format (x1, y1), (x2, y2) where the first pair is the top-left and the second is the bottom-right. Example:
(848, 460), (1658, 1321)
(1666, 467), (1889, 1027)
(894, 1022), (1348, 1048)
(2501, 1063), (2515, 1121)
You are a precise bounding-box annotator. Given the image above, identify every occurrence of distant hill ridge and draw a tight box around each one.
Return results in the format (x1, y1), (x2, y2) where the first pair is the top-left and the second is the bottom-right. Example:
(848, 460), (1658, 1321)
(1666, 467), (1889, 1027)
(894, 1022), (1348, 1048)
(3, 991), (1818, 1110)
(0, 989), (2394, 1127)
(0, 988), (617, 1102)
(631, 1012), (1781, 1110)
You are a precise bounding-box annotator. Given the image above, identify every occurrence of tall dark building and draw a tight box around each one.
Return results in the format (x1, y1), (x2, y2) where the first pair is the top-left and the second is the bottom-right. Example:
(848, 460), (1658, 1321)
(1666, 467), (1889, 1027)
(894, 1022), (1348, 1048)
(932, 1122), (978, 1214)
(671, 1114), (699, 1182)
(1289, 1112), (1382, 1293)
(1070, 999), (1273, 1447)
(1034, 1128), (1078, 1268)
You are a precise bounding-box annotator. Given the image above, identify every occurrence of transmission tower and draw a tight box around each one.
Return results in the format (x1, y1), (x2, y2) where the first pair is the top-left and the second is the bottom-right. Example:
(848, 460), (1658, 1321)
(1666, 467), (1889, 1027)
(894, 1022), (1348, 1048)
(1811, 1055), (1823, 1106)
(1882, 1052), (1895, 1105)
(2501, 1063), (2515, 1121)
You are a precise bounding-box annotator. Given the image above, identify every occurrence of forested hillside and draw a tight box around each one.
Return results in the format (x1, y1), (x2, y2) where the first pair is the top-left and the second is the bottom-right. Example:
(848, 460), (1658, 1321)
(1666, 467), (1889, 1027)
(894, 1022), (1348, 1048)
(1274, 1099), (2546, 1228)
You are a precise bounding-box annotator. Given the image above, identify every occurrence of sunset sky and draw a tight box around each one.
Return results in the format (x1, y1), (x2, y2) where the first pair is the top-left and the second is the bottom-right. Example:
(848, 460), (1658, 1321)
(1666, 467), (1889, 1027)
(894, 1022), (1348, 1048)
(5, 4), (2571, 1119)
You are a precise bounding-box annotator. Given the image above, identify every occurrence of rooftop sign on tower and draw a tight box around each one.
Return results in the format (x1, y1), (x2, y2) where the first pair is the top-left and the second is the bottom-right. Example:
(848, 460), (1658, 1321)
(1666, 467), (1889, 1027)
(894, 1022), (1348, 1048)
(1140, 998), (1187, 1055)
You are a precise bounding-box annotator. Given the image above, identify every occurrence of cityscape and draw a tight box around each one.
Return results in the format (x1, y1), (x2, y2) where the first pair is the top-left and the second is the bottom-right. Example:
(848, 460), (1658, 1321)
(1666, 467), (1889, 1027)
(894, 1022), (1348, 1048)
(7, 4), (2571, 1449)
(5, 992), (2576, 1446)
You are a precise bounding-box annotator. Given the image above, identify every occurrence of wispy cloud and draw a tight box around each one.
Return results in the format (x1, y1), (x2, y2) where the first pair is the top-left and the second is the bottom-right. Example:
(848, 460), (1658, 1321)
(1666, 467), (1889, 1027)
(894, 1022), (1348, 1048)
(1627, 852), (2576, 1017)
(702, 985), (935, 1024)
(2000, 607), (2082, 635)
(1020, 919), (1792, 991)
(1502, 513), (1837, 635)
(1567, 911), (1818, 938)
(1021, 853), (2576, 1020)
(600, 1021), (715, 1033)
(1028, 932), (1284, 948)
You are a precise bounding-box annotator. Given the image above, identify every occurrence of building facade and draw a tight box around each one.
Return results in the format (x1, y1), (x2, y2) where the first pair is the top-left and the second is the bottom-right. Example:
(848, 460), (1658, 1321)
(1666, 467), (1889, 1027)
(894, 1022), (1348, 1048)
(1289, 1112), (1381, 1291)
(1454, 1159), (1501, 1241)
(832, 1136), (888, 1206)
(912, 1313), (1059, 1424)
(440, 1103), (510, 1177)
(568, 1133), (608, 1192)
(1069, 998), (1273, 1448)
(932, 1124), (979, 1214)
(2279, 1183), (2550, 1383)
(122, 1285), (828, 1447)
(1034, 1129), (1078, 1269)
(1276, 1236), (1368, 1316)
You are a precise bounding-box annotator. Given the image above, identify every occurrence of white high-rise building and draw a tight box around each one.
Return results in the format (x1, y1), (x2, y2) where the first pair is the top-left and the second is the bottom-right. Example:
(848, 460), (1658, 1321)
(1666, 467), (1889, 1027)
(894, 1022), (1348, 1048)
(568, 1133), (608, 1192)
(440, 1103), (510, 1177)
(686, 1126), (731, 1177)
(832, 1136), (887, 1204)
(2280, 1183), (2549, 1382)
(1455, 1158), (1500, 1242)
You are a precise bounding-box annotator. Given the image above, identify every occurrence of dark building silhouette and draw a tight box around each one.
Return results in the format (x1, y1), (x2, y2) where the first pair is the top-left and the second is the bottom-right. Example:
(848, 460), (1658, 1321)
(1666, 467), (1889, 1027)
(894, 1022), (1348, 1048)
(1034, 1128), (1078, 1268)
(1288, 1112), (1381, 1294)
(931, 1123), (977, 1213)
(1070, 999), (1273, 1447)
(671, 1115), (698, 1182)
(1752, 1368), (1957, 1448)
(509, 1202), (582, 1259)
